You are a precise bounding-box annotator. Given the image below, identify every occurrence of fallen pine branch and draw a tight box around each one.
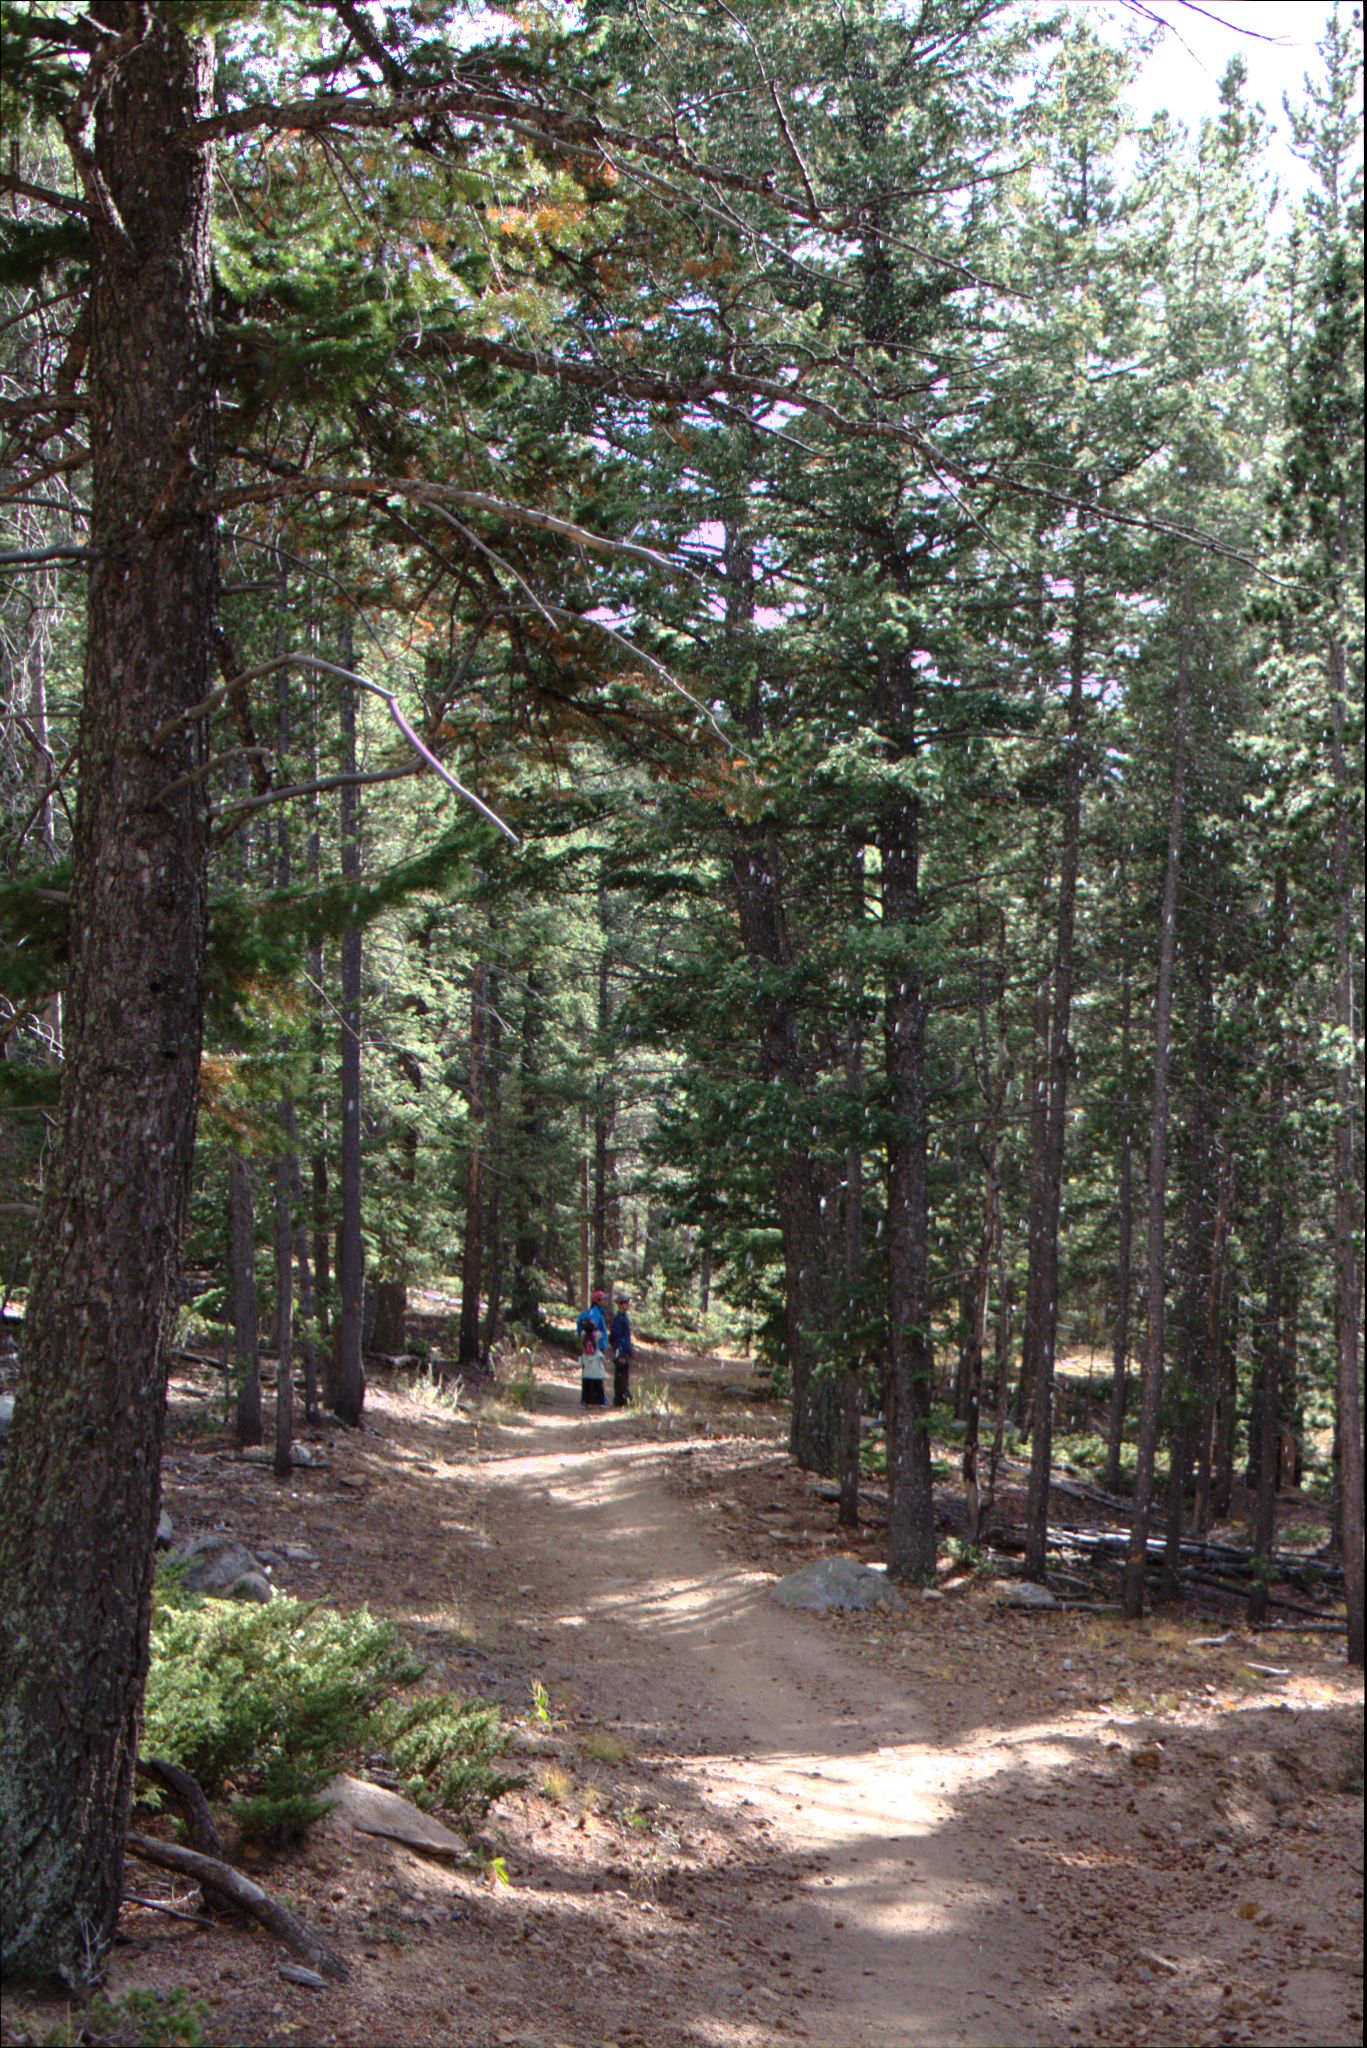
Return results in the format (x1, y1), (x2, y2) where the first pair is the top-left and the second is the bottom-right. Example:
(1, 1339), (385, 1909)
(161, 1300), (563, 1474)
(124, 1893), (208, 1926)
(136, 1756), (223, 1858)
(125, 1835), (349, 1982)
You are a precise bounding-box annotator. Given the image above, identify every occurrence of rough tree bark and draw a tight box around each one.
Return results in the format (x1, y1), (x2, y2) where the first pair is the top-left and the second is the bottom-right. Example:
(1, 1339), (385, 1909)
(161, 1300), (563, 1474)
(0, 8), (217, 1983)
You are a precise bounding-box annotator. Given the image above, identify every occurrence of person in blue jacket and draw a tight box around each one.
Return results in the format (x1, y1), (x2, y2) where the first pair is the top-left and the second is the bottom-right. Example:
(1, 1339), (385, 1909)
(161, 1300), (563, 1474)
(609, 1295), (634, 1408)
(577, 1287), (610, 1407)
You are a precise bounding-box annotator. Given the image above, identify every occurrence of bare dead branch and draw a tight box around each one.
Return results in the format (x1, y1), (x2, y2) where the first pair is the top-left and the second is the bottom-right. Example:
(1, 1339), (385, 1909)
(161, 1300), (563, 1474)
(125, 1834), (349, 1982)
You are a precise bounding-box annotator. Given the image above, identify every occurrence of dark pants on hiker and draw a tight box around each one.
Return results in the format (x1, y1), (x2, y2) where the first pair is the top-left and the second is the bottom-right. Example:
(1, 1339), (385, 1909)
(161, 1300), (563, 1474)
(582, 1372), (606, 1407)
(613, 1354), (632, 1407)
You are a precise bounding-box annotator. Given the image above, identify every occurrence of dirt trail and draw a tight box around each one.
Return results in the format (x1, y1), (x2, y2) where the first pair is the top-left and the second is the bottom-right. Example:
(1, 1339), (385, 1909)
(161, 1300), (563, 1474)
(460, 1376), (1041, 2047)
(32, 1341), (1354, 2048)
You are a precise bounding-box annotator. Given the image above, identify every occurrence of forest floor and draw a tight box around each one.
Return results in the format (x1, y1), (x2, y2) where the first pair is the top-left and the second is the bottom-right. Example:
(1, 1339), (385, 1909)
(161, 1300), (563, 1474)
(5, 1335), (1362, 2048)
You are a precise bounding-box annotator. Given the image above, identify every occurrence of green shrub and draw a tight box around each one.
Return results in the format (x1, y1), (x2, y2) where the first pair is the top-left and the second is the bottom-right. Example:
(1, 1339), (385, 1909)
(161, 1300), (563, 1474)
(377, 1694), (518, 1819)
(143, 1576), (514, 1846)
(17, 1988), (209, 2048)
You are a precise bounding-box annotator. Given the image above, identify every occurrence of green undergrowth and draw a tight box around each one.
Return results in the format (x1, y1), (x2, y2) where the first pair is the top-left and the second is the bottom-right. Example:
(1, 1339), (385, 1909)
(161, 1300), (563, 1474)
(143, 1574), (515, 1847)
(10, 1988), (210, 2048)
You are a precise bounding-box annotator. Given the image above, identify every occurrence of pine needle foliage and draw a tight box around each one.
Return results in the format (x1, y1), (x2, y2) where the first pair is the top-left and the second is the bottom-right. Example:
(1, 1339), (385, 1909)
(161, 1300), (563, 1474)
(143, 1577), (511, 1846)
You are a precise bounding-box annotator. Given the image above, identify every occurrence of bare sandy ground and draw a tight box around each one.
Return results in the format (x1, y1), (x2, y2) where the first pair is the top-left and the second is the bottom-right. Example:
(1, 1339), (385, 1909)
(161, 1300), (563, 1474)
(466, 1384), (1041, 2045)
(7, 1340), (1359, 2048)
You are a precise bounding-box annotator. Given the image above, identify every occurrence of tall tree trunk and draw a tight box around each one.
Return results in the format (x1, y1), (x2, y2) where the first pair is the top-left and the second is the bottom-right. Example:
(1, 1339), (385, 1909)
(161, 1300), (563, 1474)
(1024, 569), (1088, 1582)
(1163, 918), (1216, 1595)
(481, 975), (505, 1358)
(307, 666), (331, 1343)
(1193, 1144), (1235, 1533)
(1124, 573), (1194, 1620)
(963, 914), (1007, 1543)
(592, 929), (614, 1294)
(1249, 995), (1288, 1629)
(458, 963), (487, 1369)
(1212, 1285), (1240, 1521)
(0, 9), (216, 1983)
(1104, 949), (1135, 1495)
(334, 623), (365, 1426)
(839, 845), (866, 1530)
(722, 514), (837, 1474)
(1328, 635), (1364, 1665)
(880, 689), (935, 1584)
(272, 590), (295, 1478)
(1015, 969), (1052, 1429)
(730, 827), (838, 1474)
(230, 1151), (262, 1448)
(273, 1119), (295, 1479)
(510, 965), (544, 1325)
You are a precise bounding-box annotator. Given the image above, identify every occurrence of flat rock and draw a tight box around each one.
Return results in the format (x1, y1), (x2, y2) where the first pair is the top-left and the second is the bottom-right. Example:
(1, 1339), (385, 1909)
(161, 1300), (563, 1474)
(324, 1774), (466, 1857)
(998, 1580), (1060, 1610)
(771, 1557), (906, 1612)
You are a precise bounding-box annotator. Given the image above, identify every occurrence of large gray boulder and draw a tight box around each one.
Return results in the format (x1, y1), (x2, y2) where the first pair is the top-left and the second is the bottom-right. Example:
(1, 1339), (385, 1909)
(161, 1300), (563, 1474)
(771, 1556), (906, 1613)
(997, 1580), (1059, 1610)
(172, 1532), (273, 1601)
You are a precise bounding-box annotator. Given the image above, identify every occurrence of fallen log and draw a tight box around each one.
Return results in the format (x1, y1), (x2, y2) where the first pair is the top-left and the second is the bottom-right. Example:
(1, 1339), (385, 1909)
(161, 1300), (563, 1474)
(985, 1522), (1343, 1583)
(125, 1835), (349, 1982)
(1177, 1568), (1343, 1620)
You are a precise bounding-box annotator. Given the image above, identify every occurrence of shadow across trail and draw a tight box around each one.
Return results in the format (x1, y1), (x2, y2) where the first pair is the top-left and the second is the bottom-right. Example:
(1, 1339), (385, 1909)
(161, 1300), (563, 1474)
(460, 1372), (1044, 2048)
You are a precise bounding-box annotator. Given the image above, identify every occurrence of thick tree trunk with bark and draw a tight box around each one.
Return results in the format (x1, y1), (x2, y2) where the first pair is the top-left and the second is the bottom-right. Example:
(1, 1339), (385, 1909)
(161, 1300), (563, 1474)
(0, 9), (217, 1983)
